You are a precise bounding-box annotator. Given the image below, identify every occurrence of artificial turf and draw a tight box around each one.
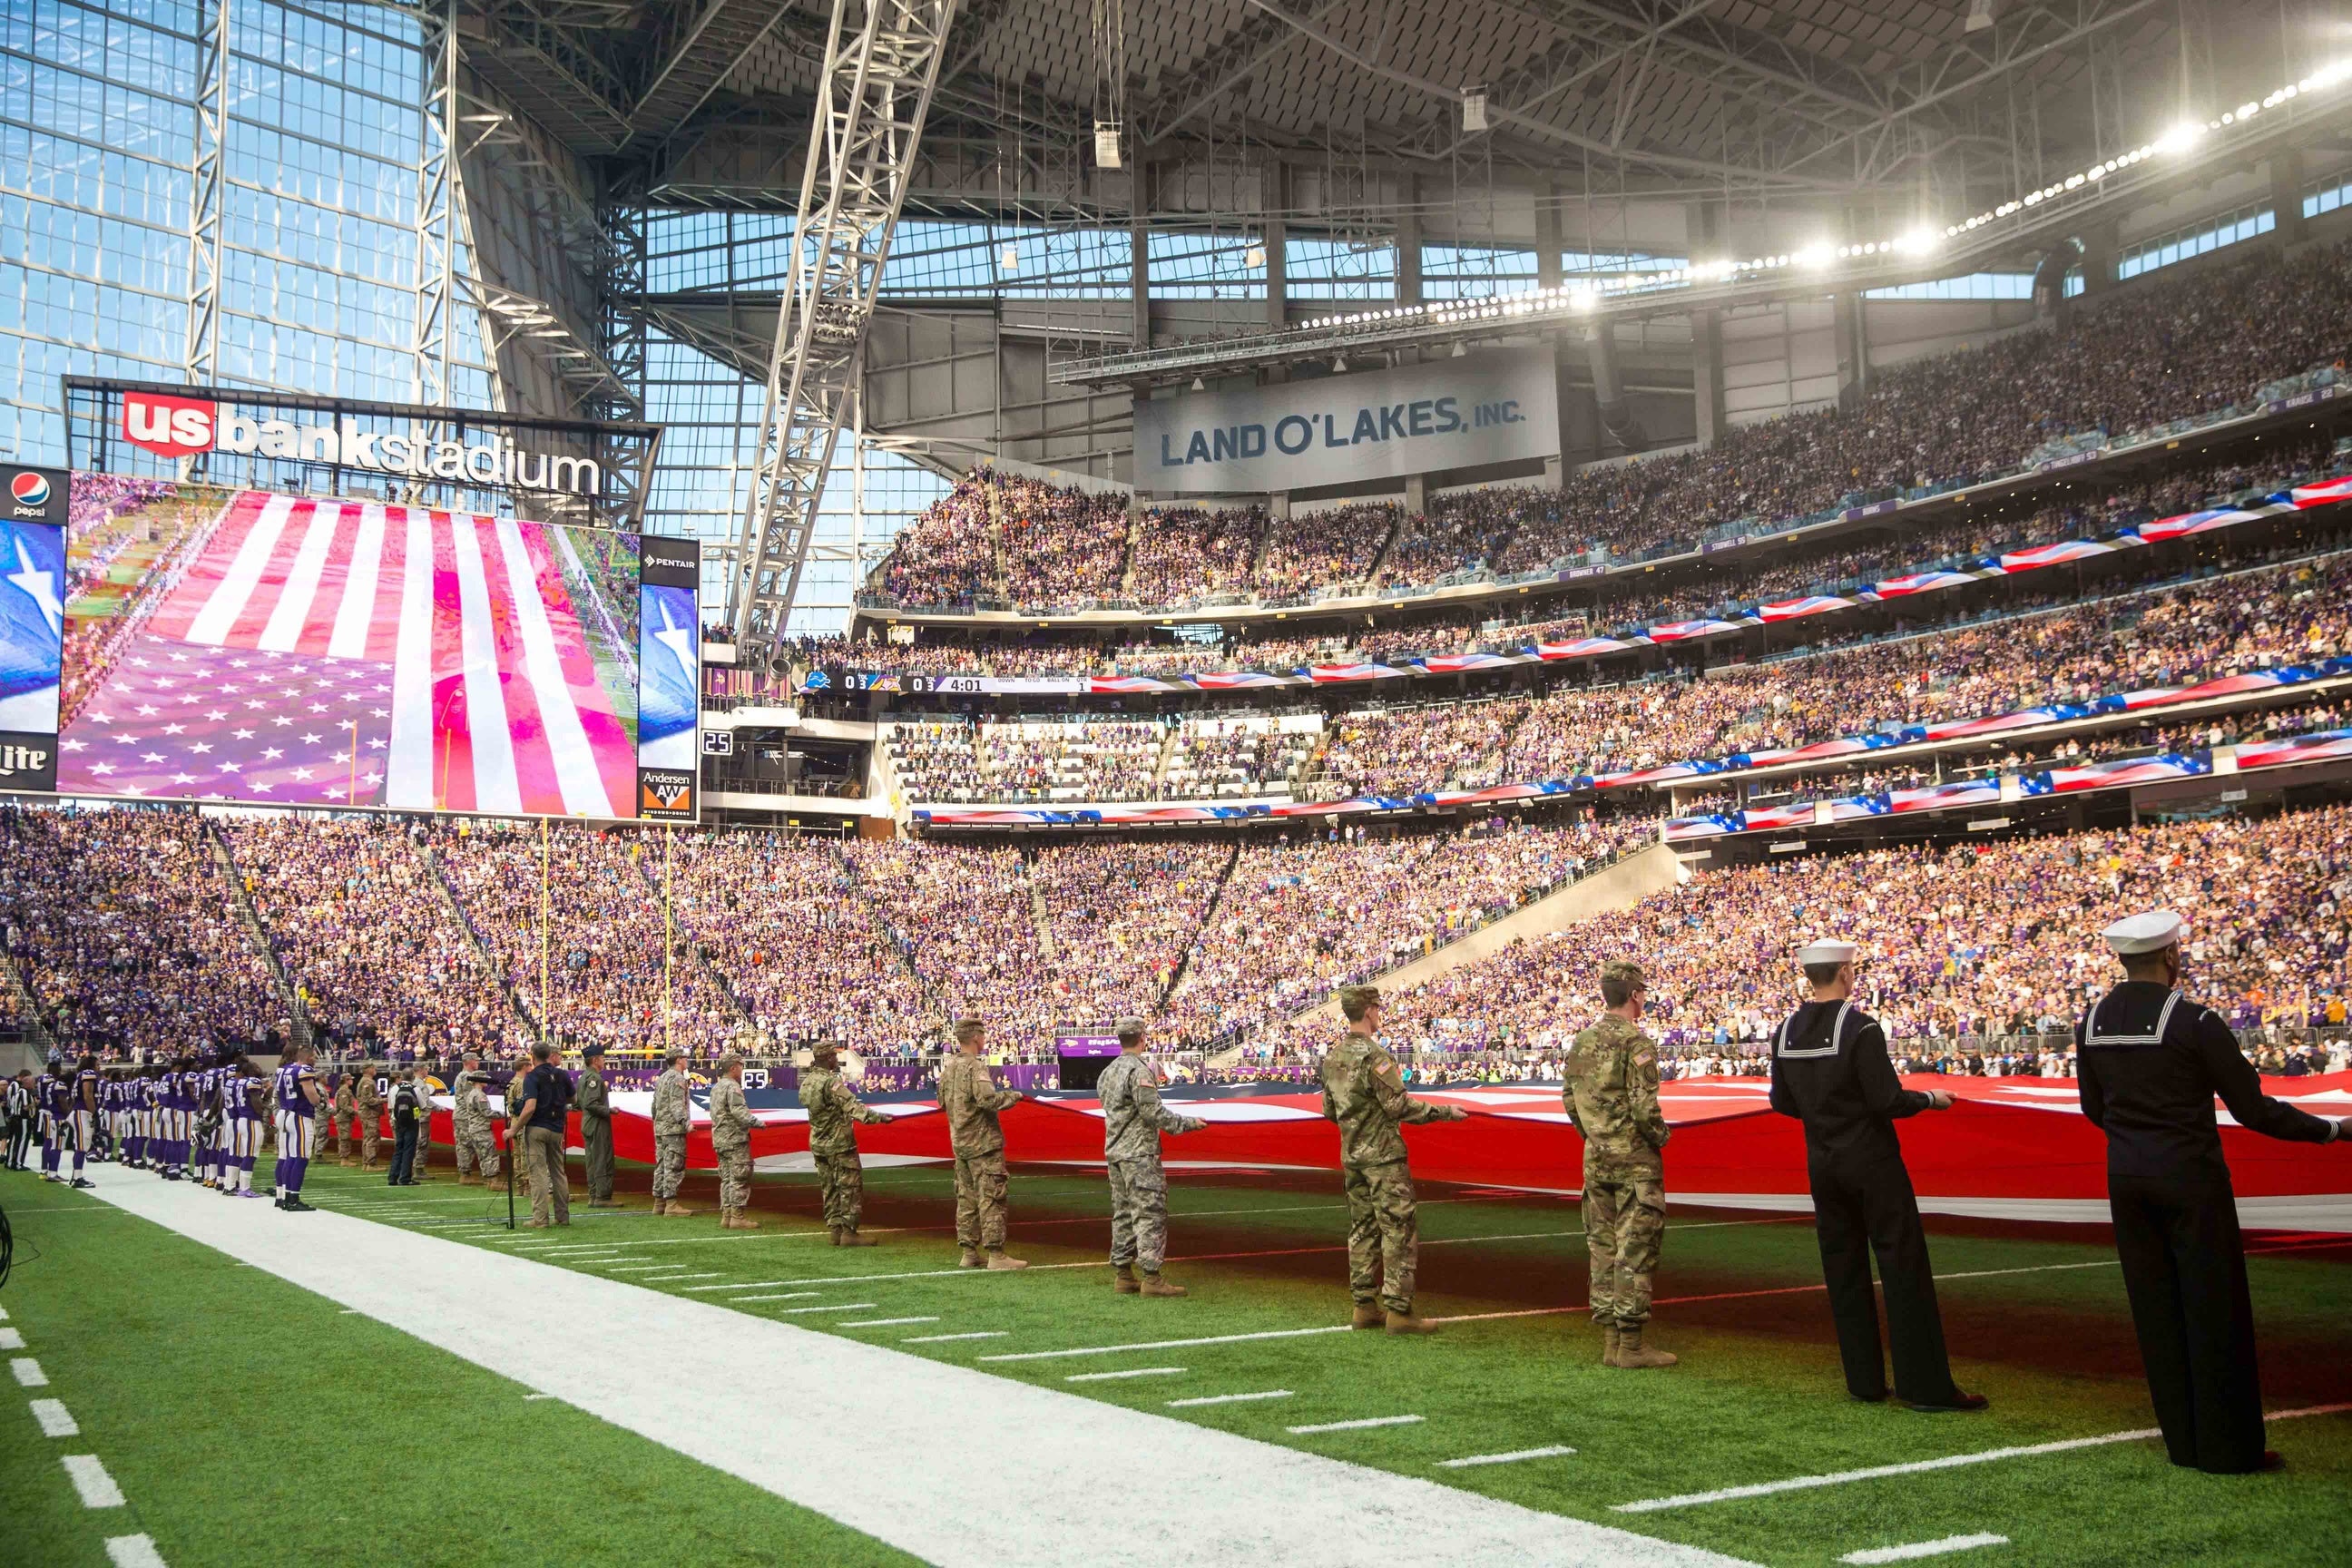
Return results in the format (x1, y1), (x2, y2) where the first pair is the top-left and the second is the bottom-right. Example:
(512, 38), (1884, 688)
(5, 1151), (2347, 1568)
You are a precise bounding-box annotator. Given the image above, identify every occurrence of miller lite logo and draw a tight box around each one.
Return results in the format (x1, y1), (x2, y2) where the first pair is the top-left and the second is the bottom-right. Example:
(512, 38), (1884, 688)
(0, 742), (52, 778)
(122, 390), (219, 458)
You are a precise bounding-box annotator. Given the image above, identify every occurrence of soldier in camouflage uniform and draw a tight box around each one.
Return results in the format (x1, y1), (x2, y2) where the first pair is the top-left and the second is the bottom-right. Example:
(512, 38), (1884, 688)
(576, 1044), (616, 1207)
(651, 1050), (694, 1217)
(453, 1065), (500, 1185)
(321, 1072), (350, 1165)
(709, 1052), (761, 1229)
(1098, 1015), (1206, 1296)
(802, 1044), (887, 1245)
(352, 1067), (385, 1171)
(936, 1016), (1028, 1269)
(1566, 958), (1677, 1369)
(1320, 985), (1469, 1334)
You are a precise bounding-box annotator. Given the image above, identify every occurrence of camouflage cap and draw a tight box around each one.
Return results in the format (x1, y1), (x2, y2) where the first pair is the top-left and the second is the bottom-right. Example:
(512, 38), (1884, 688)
(1113, 1014), (1148, 1036)
(716, 1051), (743, 1070)
(1600, 958), (1648, 988)
(1336, 984), (1382, 1016)
(953, 1014), (985, 1036)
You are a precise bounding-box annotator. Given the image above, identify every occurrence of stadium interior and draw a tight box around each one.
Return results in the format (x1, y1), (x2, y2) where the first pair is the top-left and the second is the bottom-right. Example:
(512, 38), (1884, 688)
(2, 0), (2350, 1564)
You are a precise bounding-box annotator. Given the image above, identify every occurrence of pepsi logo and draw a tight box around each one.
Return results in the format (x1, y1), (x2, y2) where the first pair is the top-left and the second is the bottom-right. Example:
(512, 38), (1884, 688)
(9, 472), (50, 508)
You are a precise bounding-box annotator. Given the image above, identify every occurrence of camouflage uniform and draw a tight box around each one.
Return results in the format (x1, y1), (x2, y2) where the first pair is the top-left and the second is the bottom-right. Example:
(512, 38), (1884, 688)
(1097, 1052), (1205, 1274)
(576, 1062), (614, 1203)
(709, 1072), (759, 1211)
(1565, 1014), (1672, 1329)
(651, 1064), (691, 1202)
(1319, 1034), (1467, 1314)
(936, 1054), (1021, 1250)
(321, 1076), (349, 1161)
(454, 1074), (499, 1181)
(352, 1072), (385, 1169)
(801, 1064), (887, 1231)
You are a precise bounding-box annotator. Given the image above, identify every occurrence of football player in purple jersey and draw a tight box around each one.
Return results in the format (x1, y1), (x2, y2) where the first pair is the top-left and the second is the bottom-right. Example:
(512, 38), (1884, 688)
(273, 1044), (325, 1211)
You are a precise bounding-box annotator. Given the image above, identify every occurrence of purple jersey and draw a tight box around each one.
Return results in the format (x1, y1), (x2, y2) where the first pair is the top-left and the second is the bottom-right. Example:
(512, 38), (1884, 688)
(72, 1069), (96, 1113)
(226, 1072), (259, 1120)
(275, 1062), (316, 1118)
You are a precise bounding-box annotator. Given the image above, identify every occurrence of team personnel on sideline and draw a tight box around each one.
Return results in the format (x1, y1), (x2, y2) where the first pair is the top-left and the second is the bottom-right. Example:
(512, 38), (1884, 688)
(219, 1055), (264, 1197)
(353, 1067), (385, 1172)
(1320, 984), (1470, 1334)
(938, 1015), (1028, 1269)
(651, 1051), (693, 1217)
(1770, 939), (1983, 1411)
(274, 1044), (325, 1211)
(577, 1044), (616, 1208)
(4, 1068), (34, 1169)
(801, 1042), (887, 1246)
(708, 1052), (760, 1230)
(511, 1043), (574, 1229)
(1097, 1014), (1207, 1297)
(1567, 960), (1678, 1369)
(2077, 911), (2347, 1474)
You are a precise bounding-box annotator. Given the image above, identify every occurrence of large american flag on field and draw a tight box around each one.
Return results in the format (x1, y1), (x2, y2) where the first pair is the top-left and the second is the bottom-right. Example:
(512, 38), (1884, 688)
(55, 491), (639, 815)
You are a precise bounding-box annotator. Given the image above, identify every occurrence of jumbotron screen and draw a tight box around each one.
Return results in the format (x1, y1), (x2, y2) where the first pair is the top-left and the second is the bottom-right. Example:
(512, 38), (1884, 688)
(0, 467), (699, 820)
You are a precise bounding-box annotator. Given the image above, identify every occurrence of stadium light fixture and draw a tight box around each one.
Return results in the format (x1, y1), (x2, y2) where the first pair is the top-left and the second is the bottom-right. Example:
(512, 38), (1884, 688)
(1190, 376), (1206, 392)
(1245, 241), (1267, 270)
(2152, 122), (2204, 156)
(998, 243), (1019, 272)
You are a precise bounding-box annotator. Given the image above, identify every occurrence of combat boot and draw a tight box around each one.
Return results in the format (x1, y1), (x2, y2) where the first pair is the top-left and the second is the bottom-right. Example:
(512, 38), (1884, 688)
(457, 1172), (475, 1186)
(1112, 1263), (1141, 1294)
(958, 1248), (985, 1269)
(733, 1209), (762, 1230)
(660, 1199), (696, 1218)
(1350, 1302), (1385, 1329)
(1602, 1324), (1621, 1365)
(984, 1250), (1028, 1270)
(836, 1227), (876, 1248)
(1139, 1272), (1186, 1298)
(1384, 1308), (1439, 1335)
(1610, 1326), (1677, 1368)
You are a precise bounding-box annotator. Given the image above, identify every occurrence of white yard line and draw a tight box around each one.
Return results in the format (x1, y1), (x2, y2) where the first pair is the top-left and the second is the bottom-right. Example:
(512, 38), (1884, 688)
(105, 1535), (169, 1568)
(1170, 1390), (1294, 1408)
(79, 1164), (1757, 1568)
(984, 1326), (1354, 1363)
(843, 1318), (939, 1328)
(1613, 1405), (2352, 1513)
(12, 1357), (48, 1387)
(627, 1273), (720, 1283)
(1840, 1534), (2009, 1564)
(62, 1454), (126, 1508)
(30, 1398), (80, 1436)
(0, 1327), (24, 1348)
(1440, 1446), (1578, 1468)
(1067, 1367), (1188, 1382)
(902, 1331), (1008, 1344)
(1289, 1416), (1425, 1435)
(768, 1302), (879, 1315)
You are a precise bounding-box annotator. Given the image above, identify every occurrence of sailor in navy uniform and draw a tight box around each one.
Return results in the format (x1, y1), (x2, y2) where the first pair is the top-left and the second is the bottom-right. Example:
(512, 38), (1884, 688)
(1769, 938), (1985, 1412)
(2077, 910), (2346, 1474)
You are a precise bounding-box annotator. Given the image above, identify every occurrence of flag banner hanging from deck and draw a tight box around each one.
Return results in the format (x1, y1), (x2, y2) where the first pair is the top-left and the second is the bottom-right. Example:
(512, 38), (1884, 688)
(53, 485), (662, 819)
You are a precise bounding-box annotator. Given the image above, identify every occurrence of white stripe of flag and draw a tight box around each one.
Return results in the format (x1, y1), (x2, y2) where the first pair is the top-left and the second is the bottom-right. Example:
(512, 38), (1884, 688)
(384, 506), (436, 808)
(257, 499), (340, 652)
(494, 516), (612, 818)
(328, 502), (387, 660)
(184, 494), (296, 645)
(448, 514), (523, 814)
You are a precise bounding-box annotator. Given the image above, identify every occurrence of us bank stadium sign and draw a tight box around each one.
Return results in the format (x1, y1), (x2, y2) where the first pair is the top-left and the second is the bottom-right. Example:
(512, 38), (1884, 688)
(62, 377), (664, 527)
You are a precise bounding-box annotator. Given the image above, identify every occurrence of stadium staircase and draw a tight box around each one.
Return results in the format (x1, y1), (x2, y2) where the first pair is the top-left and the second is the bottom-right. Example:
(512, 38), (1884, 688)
(1156, 841), (1240, 1014)
(0, 948), (55, 1062)
(417, 844), (546, 1042)
(1024, 858), (1058, 960)
(1360, 509), (1405, 583)
(1281, 841), (1684, 1035)
(203, 820), (311, 1051)
(623, 856), (760, 1032)
(834, 844), (950, 1017)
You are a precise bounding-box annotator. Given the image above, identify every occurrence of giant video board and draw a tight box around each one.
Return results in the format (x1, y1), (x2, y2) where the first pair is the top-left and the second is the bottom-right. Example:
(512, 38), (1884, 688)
(0, 465), (699, 822)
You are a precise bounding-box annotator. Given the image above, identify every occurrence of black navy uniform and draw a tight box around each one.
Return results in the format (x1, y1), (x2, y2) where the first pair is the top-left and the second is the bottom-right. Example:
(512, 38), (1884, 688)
(2076, 981), (2341, 1473)
(1769, 998), (1967, 1406)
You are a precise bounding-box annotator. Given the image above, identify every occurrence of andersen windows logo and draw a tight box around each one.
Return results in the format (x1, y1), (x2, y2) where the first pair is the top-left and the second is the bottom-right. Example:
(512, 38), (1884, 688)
(119, 389), (602, 497)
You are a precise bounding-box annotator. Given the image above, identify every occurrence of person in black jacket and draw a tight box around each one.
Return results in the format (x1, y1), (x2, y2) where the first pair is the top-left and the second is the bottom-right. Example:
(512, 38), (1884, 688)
(1769, 938), (1986, 1413)
(2077, 909), (2346, 1475)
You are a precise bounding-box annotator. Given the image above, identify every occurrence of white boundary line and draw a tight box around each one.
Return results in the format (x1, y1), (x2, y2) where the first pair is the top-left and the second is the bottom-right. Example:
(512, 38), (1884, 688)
(1289, 1416), (1425, 1435)
(1440, 1446), (1578, 1468)
(1066, 1367), (1187, 1382)
(104, 1535), (169, 1568)
(1613, 1404), (2352, 1513)
(78, 1164), (1759, 1568)
(12, 1357), (48, 1387)
(1841, 1534), (2009, 1564)
(30, 1397), (80, 1436)
(1170, 1390), (1294, 1408)
(843, 1318), (939, 1328)
(902, 1331), (1007, 1344)
(984, 1326), (1354, 1363)
(63, 1454), (126, 1508)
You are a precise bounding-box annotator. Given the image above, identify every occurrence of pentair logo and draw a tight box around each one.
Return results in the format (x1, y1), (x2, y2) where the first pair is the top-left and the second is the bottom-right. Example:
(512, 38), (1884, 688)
(9, 472), (50, 507)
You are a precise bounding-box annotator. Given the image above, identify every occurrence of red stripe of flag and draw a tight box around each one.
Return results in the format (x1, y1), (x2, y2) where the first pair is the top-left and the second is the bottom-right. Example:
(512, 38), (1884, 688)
(427, 512), (477, 812)
(148, 489), (271, 642)
(469, 514), (569, 815)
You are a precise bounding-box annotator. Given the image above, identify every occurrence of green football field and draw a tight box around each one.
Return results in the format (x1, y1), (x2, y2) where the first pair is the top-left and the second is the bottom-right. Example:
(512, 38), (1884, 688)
(4, 1152), (2347, 1568)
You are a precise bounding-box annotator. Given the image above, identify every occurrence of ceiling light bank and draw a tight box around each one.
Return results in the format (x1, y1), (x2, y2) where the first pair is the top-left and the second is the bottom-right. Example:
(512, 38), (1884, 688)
(1277, 59), (2351, 342)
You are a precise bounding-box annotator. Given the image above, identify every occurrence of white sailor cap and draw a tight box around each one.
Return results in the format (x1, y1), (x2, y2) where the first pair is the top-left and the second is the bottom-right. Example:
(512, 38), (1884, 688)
(1797, 938), (1858, 966)
(2103, 909), (2184, 955)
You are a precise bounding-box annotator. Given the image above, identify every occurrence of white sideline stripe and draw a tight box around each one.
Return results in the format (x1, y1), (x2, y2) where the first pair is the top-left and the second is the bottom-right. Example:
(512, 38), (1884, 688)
(688, 1269), (975, 1292)
(1612, 1405), (2352, 1514)
(844, 1318), (938, 1328)
(63, 1454), (126, 1508)
(1067, 1367), (1187, 1382)
(11, 1357), (47, 1387)
(723, 1292), (818, 1303)
(986, 1326), (1353, 1362)
(105, 1534), (169, 1568)
(630, 1273), (720, 1282)
(524, 1393), (560, 1401)
(1841, 1534), (2010, 1564)
(903, 1332), (1008, 1344)
(1289, 1416), (1425, 1435)
(0, 1326), (23, 1348)
(30, 1398), (80, 1436)
(1170, 1390), (1293, 1408)
(768, 1302), (879, 1315)
(1440, 1446), (1579, 1469)
(78, 1164), (1756, 1568)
